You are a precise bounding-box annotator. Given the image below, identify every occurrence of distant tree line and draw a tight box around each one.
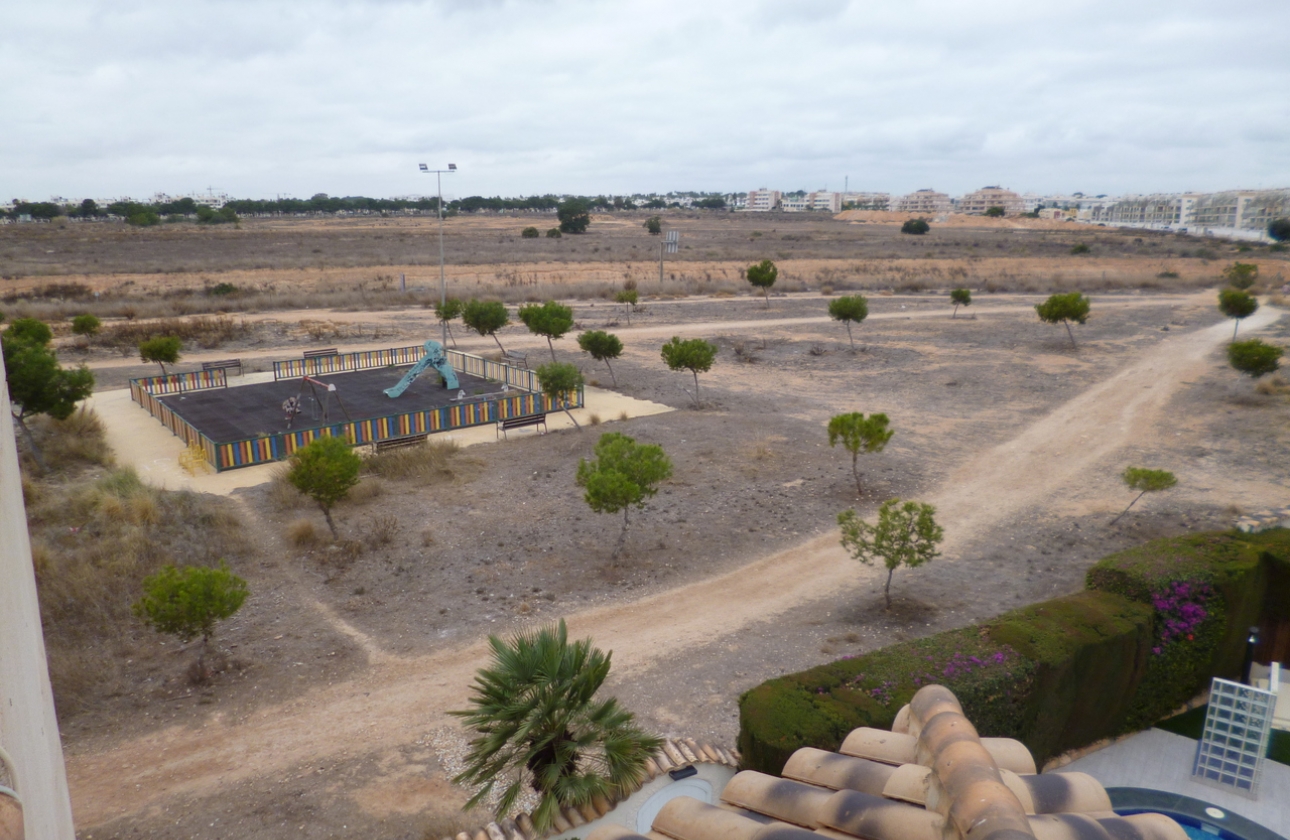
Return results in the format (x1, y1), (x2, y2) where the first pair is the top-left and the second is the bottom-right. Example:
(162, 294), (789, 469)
(3, 191), (730, 221)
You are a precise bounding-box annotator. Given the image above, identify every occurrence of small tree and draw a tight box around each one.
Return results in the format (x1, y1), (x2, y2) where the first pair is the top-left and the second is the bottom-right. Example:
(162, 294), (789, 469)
(577, 330), (623, 385)
(1218, 288), (1258, 339)
(660, 336), (717, 406)
(287, 435), (361, 539)
(827, 412), (893, 495)
(1110, 467), (1177, 526)
(133, 562), (248, 674)
(576, 433), (673, 559)
(1222, 262), (1259, 291)
(984, 206), (1006, 217)
(546, 227), (562, 238)
(838, 499), (943, 609)
(6, 317), (53, 346)
(1, 329), (95, 472)
(72, 313), (101, 337)
(827, 295), (869, 351)
(519, 300), (575, 361)
(949, 288), (971, 318)
(1035, 292), (1090, 348)
(521, 226), (540, 239)
(1269, 218), (1290, 242)
(536, 361), (585, 429)
(644, 216), (662, 235)
(434, 297), (464, 347)
(1228, 338), (1282, 378)
(1070, 243), (1091, 255)
(746, 259), (778, 308)
(450, 620), (662, 830)
(557, 199), (590, 234)
(900, 218), (929, 235)
(462, 299), (511, 353)
(615, 288), (639, 325)
(139, 335), (182, 375)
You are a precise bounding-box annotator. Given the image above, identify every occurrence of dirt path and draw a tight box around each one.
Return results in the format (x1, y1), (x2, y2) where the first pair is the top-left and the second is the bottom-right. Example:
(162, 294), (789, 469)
(78, 292), (1207, 371)
(65, 303), (1283, 828)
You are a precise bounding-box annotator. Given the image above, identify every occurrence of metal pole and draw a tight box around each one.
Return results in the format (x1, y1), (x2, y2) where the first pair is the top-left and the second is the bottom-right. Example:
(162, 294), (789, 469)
(659, 239), (664, 286)
(437, 170), (446, 345)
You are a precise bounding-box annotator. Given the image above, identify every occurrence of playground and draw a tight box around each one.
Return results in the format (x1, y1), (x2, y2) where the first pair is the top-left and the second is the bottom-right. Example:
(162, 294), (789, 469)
(157, 366), (496, 447)
(127, 342), (576, 471)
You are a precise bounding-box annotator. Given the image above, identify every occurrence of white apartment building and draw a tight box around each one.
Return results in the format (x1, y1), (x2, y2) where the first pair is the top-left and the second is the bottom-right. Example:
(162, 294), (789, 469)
(842, 192), (890, 210)
(1087, 189), (1289, 236)
(745, 189), (782, 212)
(893, 189), (951, 215)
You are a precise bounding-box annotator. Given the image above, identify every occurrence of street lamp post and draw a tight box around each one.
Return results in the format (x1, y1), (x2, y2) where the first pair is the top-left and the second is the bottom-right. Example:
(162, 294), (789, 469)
(419, 162), (457, 344)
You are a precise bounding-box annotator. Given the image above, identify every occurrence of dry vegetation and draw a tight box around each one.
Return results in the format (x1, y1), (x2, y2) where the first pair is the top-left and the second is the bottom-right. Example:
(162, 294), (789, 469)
(2, 214), (1286, 333)
(21, 412), (255, 717)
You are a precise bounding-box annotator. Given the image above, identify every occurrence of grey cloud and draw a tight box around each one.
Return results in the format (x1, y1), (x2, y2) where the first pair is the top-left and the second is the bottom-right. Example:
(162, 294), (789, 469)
(1, 0), (1288, 200)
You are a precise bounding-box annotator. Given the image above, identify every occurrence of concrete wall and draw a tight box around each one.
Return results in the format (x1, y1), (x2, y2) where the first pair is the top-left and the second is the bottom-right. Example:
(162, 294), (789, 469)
(0, 366), (76, 839)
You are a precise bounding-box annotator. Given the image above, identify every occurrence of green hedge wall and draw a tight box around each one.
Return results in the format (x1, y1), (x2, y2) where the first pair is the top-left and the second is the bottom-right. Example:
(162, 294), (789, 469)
(738, 529), (1290, 776)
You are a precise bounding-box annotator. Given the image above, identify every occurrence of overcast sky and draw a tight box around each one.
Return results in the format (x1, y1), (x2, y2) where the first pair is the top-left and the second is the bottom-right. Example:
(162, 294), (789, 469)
(4, 1), (1289, 202)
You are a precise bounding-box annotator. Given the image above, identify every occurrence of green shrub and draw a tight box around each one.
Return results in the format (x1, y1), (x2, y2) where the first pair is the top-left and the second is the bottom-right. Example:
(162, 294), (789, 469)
(739, 529), (1290, 776)
(71, 314), (101, 336)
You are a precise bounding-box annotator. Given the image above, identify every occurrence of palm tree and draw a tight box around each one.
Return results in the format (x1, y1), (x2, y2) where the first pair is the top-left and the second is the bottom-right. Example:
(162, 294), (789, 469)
(451, 620), (662, 830)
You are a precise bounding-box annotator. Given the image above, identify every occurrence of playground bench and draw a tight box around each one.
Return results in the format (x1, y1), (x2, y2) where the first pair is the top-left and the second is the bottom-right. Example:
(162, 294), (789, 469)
(303, 347), (339, 359)
(372, 434), (427, 454)
(201, 358), (243, 376)
(497, 413), (546, 439)
(502, 349), (528, 368)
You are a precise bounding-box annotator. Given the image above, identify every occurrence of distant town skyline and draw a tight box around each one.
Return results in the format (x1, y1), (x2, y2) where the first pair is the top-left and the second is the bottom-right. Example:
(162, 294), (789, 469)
(4, 2), (1288, 202)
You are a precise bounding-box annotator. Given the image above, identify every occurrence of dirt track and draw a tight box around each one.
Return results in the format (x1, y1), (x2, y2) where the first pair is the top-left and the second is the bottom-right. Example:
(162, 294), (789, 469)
(65, 300), (1285, 829)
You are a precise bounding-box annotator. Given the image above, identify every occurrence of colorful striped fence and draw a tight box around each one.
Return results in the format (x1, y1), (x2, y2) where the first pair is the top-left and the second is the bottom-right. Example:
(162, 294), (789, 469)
(210, 389), (572, 471)
(272, 345), (539, 392)
(128, 368), (227, 401)
(128, 350), (576, 472)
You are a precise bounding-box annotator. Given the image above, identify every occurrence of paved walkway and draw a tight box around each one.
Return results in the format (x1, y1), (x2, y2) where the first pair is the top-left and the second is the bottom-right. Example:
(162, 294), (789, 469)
(1063, 728), (1290, 835)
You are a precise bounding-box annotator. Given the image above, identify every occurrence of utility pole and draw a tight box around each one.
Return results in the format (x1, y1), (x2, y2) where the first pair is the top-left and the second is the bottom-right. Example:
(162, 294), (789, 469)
(419, 162), (457, 344)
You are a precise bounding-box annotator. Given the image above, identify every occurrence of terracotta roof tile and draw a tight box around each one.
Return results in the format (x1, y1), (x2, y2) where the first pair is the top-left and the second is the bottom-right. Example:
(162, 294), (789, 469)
(585, 686), (1188, 840)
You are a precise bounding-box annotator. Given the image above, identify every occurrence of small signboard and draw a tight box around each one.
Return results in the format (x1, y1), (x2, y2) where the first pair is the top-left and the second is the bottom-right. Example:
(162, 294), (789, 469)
(665, 230), (679, 254)
(1192, 677), (1276, 798)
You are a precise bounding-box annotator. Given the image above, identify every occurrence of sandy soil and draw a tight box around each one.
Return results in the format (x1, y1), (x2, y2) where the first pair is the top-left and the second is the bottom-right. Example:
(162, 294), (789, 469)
(53, 288), (1290, 839)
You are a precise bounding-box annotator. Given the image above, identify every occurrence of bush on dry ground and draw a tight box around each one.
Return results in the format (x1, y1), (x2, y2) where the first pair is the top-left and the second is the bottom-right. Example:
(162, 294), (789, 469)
(22, 415), (255, 717)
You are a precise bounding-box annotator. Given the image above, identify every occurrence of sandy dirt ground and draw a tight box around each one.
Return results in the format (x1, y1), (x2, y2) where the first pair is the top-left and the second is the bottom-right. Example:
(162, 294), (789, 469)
(52, 288), (1290, 839)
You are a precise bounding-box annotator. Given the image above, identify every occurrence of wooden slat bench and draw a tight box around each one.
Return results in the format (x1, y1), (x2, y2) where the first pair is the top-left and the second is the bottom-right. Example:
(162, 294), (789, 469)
(502, 349), (528, 369)
(497, 413), (546, 439)
(372, 434), (428, 454)
(201, 358), (243, 376)
(303, 347), (339, 359)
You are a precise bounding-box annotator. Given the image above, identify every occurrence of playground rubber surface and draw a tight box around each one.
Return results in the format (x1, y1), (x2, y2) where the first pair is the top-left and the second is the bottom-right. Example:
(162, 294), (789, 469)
(156, 366), (500, 444)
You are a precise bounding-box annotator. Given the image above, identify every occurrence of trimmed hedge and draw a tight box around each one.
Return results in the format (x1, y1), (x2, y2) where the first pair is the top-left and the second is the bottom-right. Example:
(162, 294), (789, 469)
(739, 529), (1290, 775)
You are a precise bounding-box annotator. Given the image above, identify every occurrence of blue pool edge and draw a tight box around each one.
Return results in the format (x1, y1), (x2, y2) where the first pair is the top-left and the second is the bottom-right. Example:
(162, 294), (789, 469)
(1109, 787), (1288, 840)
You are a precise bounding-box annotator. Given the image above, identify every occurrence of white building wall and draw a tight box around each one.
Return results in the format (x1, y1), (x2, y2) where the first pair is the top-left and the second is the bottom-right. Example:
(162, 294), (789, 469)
(0, 367), (76, 839)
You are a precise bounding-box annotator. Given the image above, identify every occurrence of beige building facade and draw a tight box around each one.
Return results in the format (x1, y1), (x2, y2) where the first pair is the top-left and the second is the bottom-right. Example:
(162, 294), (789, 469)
(957, 185), (1024, 215)
(893, 189), (950, 215)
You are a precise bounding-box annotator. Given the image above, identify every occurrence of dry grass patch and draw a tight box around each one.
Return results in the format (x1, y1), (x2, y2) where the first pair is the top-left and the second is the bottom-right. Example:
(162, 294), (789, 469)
(25, 459), (255, 717)
(18, 407), (113, 475)
(94, 315), (252, 351)
(267, 464), (307, 510)
(363, 440), (475, 485)
(288, 518), (321, 546)
(1255, 374), (1290, 396)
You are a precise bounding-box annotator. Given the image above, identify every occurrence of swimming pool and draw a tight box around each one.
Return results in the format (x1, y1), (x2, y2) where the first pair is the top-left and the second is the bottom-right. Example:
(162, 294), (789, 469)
(1109, 787), (1287, 840)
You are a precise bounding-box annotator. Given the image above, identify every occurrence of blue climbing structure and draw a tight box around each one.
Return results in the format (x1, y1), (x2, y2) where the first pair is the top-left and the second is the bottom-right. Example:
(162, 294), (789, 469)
(384, 340), (459, 397)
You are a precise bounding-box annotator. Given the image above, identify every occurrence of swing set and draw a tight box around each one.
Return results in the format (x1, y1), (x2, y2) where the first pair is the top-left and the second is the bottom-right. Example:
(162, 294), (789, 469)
(281, 376), (354, 429)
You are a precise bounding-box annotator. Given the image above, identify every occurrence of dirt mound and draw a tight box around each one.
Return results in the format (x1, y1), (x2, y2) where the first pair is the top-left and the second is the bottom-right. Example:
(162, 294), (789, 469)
(834, 209), (1075, 230)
